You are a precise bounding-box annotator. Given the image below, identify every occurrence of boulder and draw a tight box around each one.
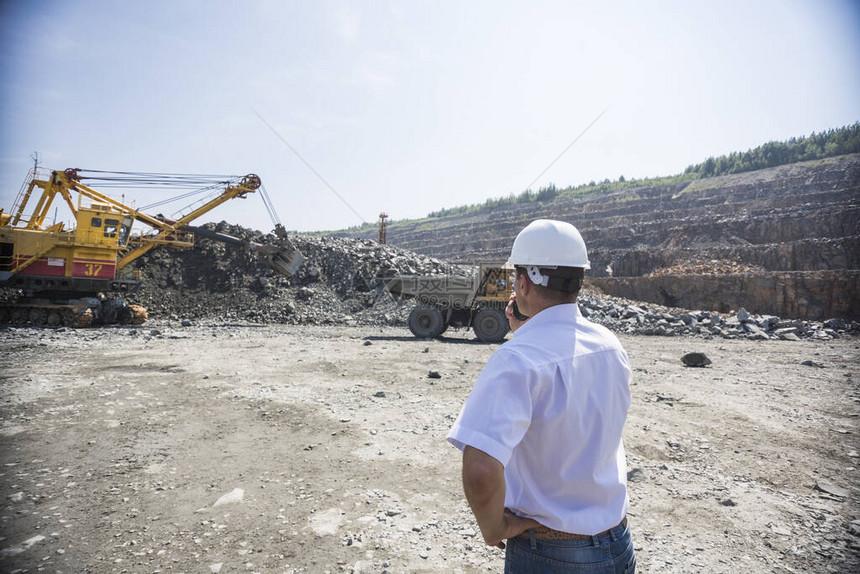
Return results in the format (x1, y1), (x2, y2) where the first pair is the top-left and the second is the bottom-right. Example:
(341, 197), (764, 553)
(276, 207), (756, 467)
(681, 352), (712, 367)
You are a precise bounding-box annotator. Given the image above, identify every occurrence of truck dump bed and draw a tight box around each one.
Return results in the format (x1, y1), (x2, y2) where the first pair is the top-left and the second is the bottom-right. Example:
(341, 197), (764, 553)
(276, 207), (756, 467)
(385, 274), (477, 309)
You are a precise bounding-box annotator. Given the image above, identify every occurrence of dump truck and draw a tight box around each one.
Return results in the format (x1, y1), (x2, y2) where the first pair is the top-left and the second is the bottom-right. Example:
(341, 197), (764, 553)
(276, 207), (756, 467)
(385, 263), (513, 342)
(0, 167), (303, 326)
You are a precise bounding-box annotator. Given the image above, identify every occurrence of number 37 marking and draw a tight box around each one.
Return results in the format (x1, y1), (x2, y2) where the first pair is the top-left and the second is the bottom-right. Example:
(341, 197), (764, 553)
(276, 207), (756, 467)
(84, 264), (103, 277)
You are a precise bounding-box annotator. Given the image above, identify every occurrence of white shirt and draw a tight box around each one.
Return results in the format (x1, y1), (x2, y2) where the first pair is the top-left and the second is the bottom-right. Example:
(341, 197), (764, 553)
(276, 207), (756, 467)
(447, 303), (632, 535)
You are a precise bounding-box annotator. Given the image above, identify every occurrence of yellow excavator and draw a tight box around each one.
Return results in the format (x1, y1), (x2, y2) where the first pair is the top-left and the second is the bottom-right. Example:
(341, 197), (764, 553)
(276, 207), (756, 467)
(0, 167), (303, 326)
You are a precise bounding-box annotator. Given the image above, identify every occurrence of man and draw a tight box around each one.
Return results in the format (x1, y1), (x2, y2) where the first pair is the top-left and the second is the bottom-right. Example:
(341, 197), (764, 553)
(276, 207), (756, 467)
(447, 219), (636, 573)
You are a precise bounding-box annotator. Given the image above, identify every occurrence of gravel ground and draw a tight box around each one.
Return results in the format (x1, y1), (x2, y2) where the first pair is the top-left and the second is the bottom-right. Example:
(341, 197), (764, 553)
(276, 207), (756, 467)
(0, 322), (858, 573)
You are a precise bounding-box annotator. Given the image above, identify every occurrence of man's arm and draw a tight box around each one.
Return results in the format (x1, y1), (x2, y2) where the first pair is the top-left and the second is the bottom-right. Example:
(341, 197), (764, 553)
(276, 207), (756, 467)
(462, 446), (540, 548)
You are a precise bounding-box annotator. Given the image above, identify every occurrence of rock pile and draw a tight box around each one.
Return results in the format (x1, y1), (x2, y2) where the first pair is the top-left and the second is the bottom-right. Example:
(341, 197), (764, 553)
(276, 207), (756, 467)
(578, 293), (859, 340)
(130, 222), (465, 326)
(646, 260), (762, 276)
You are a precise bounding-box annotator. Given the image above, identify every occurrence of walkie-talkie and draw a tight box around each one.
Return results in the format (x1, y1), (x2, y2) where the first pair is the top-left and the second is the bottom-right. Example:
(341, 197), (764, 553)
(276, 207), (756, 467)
(512, 301), (530, 321)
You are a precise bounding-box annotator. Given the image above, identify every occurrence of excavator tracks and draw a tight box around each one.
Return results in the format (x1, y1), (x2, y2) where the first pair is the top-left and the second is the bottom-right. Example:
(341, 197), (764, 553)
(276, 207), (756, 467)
(1, 304), (89, 327)
(0, 301), (146, 328)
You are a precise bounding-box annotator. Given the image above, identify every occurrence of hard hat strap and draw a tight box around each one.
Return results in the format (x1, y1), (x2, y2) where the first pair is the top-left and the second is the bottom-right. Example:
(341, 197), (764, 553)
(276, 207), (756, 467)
(526, 265), (584, 294)
(545, 275), (584, 294)
(526, 265), (552, 287)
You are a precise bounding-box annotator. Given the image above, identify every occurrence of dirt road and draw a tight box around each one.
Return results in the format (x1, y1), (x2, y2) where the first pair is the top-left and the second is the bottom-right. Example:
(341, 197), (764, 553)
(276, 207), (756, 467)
(1, 323), (858, 573)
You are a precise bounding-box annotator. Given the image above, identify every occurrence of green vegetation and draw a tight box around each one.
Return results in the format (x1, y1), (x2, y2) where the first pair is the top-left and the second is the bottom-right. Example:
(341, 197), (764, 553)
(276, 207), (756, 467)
(427, 122), (860, 219)
(427, 174), (696, 218)
(684, 122), (860, 178)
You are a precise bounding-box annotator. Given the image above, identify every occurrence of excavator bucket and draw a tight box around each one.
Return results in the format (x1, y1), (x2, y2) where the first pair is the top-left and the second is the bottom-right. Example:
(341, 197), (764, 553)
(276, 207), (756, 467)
(185, 224), (304, 278)
(265, 228), (304, 277)
(267, 245), (304, 277)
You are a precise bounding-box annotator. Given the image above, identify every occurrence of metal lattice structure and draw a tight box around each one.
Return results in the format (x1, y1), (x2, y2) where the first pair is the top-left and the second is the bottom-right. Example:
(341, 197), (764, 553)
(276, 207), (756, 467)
(378, 212), (388, 244)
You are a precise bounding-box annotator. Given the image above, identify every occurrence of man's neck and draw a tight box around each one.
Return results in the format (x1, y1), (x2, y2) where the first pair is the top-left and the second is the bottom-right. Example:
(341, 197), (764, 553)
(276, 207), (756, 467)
(524, 297), (577, 318)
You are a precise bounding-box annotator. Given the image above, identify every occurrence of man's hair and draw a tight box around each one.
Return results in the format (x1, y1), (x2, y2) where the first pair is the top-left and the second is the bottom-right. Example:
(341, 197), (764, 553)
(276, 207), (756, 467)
(515, 266), (584, 303)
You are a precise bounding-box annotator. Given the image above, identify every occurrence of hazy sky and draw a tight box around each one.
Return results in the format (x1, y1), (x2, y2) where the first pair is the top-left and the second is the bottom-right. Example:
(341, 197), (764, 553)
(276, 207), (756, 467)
(2, 0), (858, 233)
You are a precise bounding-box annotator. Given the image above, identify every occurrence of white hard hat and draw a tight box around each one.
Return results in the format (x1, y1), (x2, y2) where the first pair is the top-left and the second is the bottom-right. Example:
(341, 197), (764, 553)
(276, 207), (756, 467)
(506, 219), (591, 270)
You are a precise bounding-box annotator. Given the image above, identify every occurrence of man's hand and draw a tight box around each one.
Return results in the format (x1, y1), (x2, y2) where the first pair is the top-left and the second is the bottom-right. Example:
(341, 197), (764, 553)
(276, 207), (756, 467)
(494, 508), (542, 549)
(505, 293), (528, 332)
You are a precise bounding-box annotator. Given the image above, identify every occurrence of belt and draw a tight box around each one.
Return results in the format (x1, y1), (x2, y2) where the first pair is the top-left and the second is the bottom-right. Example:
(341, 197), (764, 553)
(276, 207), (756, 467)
(519, 517), (628, 541)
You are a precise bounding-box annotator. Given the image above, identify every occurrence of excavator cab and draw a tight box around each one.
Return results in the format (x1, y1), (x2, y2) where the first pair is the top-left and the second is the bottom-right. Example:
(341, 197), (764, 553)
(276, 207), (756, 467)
(75, 202), (129, 249)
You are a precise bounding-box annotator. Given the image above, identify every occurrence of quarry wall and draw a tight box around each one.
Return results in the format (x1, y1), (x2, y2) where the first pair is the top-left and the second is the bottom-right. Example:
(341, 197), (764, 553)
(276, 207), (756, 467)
(588, 270), (860, 320)
(340, 154), (860, 320)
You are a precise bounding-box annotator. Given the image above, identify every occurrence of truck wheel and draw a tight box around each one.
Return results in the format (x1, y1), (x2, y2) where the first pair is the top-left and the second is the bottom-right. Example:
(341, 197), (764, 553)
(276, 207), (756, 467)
(473, 308), (509, 342)
(408, 305), (446, 338)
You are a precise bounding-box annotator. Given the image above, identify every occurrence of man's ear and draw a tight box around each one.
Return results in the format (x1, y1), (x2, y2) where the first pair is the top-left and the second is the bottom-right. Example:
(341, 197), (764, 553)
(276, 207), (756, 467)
(518, 273), (532, 296)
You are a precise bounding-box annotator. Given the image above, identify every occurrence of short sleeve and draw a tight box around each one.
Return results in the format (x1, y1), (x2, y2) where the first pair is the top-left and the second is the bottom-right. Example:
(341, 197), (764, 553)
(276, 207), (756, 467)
(446, 349), (533, 466)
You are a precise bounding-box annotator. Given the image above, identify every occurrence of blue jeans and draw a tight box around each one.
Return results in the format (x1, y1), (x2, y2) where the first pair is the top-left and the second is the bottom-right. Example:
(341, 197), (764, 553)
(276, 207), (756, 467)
(504, 520), (635, 573)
